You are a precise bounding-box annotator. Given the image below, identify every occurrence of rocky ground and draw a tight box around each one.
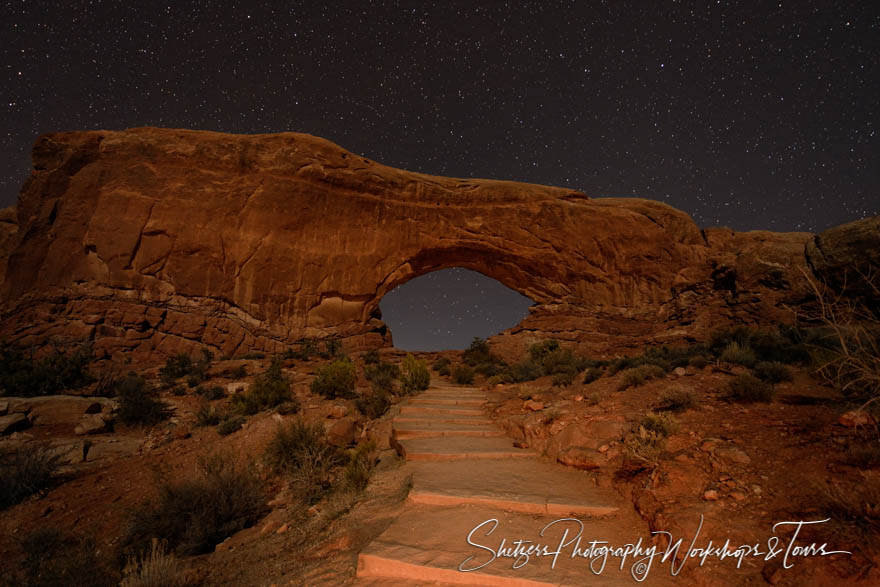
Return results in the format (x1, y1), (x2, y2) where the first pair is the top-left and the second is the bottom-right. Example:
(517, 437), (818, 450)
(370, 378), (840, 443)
(1, 346), (878, 586)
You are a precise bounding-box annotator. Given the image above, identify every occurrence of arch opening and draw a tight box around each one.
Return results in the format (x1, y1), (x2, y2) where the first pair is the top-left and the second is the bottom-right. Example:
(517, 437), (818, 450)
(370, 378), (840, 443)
(378, 267), (535, 351)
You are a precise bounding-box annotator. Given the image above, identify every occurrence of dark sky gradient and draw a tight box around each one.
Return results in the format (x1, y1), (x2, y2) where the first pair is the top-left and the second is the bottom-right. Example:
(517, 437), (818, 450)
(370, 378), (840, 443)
(2, 1), (878, 349)
(380, 268), (533, 351)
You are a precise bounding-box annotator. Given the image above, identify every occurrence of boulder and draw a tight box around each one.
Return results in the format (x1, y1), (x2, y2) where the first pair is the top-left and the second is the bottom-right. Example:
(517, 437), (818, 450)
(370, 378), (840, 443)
(326, 417), (358, 447)
(74, 413), (113, 435)
(557, 446), (601, 470)
(0, 412), (30, 435)
(838, 410), (875, 428)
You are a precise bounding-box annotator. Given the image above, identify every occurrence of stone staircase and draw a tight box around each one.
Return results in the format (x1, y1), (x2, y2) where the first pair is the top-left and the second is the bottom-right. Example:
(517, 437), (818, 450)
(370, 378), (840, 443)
(355, 382), (660, 586)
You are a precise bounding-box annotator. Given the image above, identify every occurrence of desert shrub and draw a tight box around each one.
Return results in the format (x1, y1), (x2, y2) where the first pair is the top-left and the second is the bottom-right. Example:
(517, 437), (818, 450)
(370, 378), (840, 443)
(320, 339), (342, 359)
(400, 354), (430, 393)
(0, 341), (95, 397)
(160, 354), (191, 383)
(196, 384), (226, 400)
(277, 399), (301, 415)
(719, 341), (757, 367)
(239, 351), (266, 360)
(474, 361), (506, 377)
(624, 427), (665, 463)
(726, 373), (775, 403)
(120, 538), (183, 587)
(462, 337), (495, 366)
(432, 357), (451, 371)
(552, 371), (576, 387)
(585, 391), (604, 405)
(688, 355), (710, 369)
(233, 360), (291, 413)
(811, 477), (880, 535)
(541, 348), (581, 376)
(264, 419), (341, 502)
(617, 364), (666, 390)
(342, 441), (377, 493)
(752, 361), (793, 383)
(17, 527), (117, 587)
(364, 361), (400, 386)
(116, 373), (170, 426)
(487, 373), (512, 386)
(709, 325), (810, 365)
(527, 339), (560, 364)
(583, 367), (603, 384)
(310, 357), (356, 400)
(452, 364), (475, 385)
(125, 453), (267, 556)
(159, 348), (213, 387)
(841, 444), (880, 470)
(217, 415), (244, 436)
(221, 364), (247, 379)
(0, 442), (61, 509)
(640, 412), (679, 436)
(709, 325), (756, 355)
(195, 403), (222, 427)
(507, 360), (543, 382)
(362, 349), (381, 365)
(286, 339), (318, 360)
(657, 387), (697, 412)
(356, 387), (391, 419)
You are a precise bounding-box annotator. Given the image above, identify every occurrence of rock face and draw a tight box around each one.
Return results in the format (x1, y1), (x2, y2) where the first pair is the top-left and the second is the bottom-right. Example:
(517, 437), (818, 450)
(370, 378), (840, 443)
(0, 127), (875, 360)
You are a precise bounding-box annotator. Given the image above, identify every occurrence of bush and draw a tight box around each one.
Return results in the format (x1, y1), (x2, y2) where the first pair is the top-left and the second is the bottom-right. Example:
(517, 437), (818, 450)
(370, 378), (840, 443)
(320, 339), (342, 359)
(625, 427), (665, 463)
(116, 373), (170, 426)
(342, 441), (377, 493)
(462, 337), (495, 366)
(310, 357), (357, 399)
(217, 415), (245, 436)
(617, 364), (666, 390)
(452, 364), (475, 385)
(688, 355), (710, 369)
(552, 371), (576, 387)
(474, 361), (506, 377)
(17, 527), (117, 587)
(195, 403), (223, 427)
(264, 419), (341, 502)
(277, 399), (301, 415)
(432, 357), (451, 372)
(362, 349), (381, 365)
(720, 342), (757, 367)
(640, 412), (679, 436)
(356, 387), (391, 419)
(726, 374), (775, 403)
(400, 354), (430, 393)
(0, 341), (95, 397)
(657, 387), (697, 412)
(0, 442), (61, 509)
(527, 339), (561, 364)
(583, 367), (603, 384)
(121, 538), (183, 587)
(233, 360), (291, 414)
(125, 453), (267, 556)
(196, 384), (226, 400)
(507, 360), (543, 382)
(364, 361), (400, 388)
(752, 361), (793, 383)
(159, 347), (213, 387)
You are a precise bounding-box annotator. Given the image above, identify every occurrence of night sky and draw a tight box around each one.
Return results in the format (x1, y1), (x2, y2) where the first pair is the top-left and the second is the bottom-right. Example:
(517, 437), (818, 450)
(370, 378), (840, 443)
(3, 1), (878, 349)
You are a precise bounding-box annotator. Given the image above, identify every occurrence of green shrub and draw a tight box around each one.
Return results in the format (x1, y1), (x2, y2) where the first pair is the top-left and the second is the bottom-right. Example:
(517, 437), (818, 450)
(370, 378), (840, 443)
(343, 441), (377, 492)
(17, 527), (117, 586)
(310, 357), (356, 399)
(364, 361), (400, 386)
(452, 364), (475, 385)
(640, 412), (679, 436)
(195, 403), (222, 427)
(462, 337), (495, 366)
(507, 360), (543, 382)
(401, 354), (430, 393)
(233, 361), (291, 413)
(720, 342), (757, 367)
(277, 399), (301, 415)
(120, 539), (182, 587)
(264, 419), (341, 501)
(320, 339), (342, 359)
(0, 341), (95, 397)
(363, 349), (381, 365)
(487, 374), (512, 386)
(125, 453), (267, 556)
(617, 364), (666, 390)
(438, 364), (451, 377)
(432, 357), (451, 371)
(583, 367), (603, 383)
(552, 371), (576, 387)
(527, 339), (561, 364)
(726, 374), (775, 403)
(752, 361), (793, 383)
(217, 415), (245, 435)
(159, 347), (213, 388)
(688, 355), (710, 369)
(657, 387), (697, 412)
(0, 442), (61, 509)
(356, 387), (391, 419)
(116, 373), (170, 426)
(196, 384), (226, 400)
(227, 364), (248, 379)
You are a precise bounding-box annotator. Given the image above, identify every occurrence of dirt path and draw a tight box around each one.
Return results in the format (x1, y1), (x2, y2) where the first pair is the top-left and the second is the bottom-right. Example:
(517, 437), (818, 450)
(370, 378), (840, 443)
(355, 382), (667, 586)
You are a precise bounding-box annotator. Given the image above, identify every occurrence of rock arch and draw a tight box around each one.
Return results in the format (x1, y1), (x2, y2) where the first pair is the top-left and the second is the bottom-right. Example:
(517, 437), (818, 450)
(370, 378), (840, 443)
(0, 128), (821, 361)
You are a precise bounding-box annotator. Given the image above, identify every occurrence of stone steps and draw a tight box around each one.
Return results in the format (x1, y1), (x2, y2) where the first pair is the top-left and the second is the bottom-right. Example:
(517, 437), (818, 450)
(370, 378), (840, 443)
(396, 436), (535, 461)
(399, 404), (486, 417)
(393, 422), (506, 440)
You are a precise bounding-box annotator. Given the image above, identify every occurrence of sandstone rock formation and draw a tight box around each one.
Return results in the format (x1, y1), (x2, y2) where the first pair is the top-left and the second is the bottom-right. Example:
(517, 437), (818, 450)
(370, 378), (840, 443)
(0, 127), (875, 361)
